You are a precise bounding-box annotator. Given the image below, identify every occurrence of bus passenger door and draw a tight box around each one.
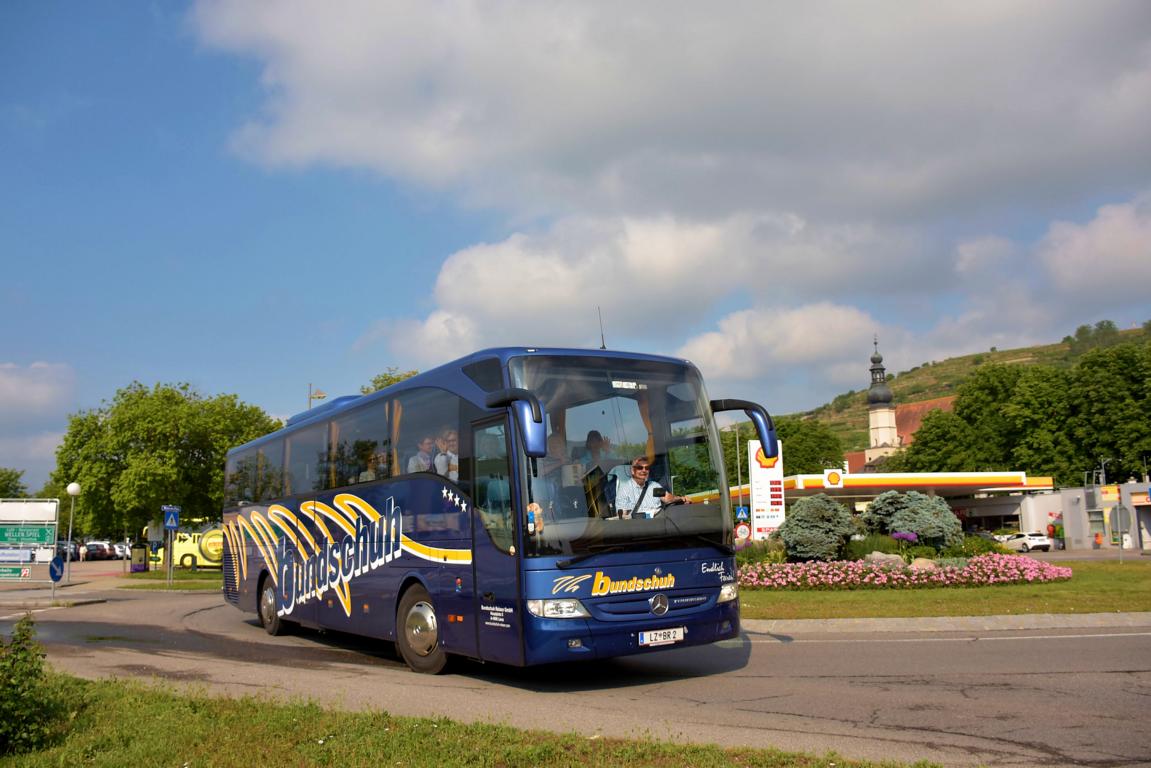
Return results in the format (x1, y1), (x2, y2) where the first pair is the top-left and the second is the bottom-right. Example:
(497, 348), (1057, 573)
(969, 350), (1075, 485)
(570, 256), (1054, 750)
(471, 420), (525, 665)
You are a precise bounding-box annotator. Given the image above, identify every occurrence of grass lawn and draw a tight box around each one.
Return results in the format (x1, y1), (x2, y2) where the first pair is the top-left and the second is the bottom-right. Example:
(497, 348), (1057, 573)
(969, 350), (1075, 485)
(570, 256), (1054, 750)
(9, 675), (934, 768)
(739, 559), (1151, 620)
(117, 568), (223, 590)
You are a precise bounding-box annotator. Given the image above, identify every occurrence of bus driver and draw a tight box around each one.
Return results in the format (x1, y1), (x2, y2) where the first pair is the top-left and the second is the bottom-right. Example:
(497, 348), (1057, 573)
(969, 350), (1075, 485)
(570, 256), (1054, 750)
(613, 456), (687, 518)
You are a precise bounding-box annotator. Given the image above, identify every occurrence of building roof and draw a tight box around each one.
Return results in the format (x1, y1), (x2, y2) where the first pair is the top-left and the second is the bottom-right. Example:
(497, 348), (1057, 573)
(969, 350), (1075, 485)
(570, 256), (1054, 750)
(895, 395), (956, 446)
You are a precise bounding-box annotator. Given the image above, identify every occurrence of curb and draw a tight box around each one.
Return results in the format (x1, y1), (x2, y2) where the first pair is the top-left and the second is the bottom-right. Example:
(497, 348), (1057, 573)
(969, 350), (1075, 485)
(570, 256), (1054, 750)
(743, 611), (1151, 634)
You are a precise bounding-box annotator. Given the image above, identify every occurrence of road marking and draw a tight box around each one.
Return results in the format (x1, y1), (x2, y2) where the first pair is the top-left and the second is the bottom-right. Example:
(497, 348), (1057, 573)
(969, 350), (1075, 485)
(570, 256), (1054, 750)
(1, 606), (65, 621)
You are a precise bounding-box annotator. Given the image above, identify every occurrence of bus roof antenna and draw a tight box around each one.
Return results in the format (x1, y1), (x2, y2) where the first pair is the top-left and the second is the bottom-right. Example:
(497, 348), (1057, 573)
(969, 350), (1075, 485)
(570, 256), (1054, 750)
(597, 306), (607, 350)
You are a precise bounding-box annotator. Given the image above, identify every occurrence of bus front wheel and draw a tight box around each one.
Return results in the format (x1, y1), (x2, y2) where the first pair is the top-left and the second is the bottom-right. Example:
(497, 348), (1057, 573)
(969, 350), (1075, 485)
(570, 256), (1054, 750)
(258, 576), (288, 636)
(397, 585), (447, 674)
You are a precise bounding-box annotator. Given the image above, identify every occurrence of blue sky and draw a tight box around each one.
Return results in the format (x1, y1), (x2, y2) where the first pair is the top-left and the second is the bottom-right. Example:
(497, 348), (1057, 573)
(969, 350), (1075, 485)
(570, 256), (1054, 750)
(3, 2), (1150, 492)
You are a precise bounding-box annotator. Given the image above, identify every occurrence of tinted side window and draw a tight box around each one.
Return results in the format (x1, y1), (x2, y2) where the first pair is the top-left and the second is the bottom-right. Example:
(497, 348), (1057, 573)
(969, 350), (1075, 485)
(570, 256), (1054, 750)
(474, 422), (514, 554)
(258, 441), (285, 501)
(224, 449), (258, 507)
(332, 402), (390, 487)
(285, 423), (328, 496)
(394, 388), (462, 480)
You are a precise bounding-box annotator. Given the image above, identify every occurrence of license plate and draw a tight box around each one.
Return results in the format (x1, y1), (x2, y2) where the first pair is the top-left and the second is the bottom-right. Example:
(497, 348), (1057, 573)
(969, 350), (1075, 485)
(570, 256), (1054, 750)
(638, 627), (684, 647)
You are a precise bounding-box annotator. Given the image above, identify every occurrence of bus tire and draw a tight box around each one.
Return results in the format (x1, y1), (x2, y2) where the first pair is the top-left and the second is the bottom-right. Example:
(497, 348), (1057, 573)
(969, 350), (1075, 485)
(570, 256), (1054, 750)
(258, 575), (288, 636)
(397, 585), (448, 674)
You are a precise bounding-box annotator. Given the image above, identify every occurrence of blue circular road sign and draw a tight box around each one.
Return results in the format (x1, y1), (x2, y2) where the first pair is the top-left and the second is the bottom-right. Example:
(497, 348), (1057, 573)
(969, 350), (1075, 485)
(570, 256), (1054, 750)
(49, 556), (65, 583)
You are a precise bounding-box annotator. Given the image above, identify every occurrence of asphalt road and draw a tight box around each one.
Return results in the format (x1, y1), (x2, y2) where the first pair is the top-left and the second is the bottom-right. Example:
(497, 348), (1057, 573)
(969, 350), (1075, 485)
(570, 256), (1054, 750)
(4, 575), (1150, 768)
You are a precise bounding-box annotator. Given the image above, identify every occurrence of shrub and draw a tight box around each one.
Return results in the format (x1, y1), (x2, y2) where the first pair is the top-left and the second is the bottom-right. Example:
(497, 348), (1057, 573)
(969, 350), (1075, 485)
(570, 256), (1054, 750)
(887, 492), (964, 550)
(905, 545), (937, 561)
(843, 533), (900, 561)
(0, 615), (67, 755)
(777, 494), (855, 562)
(860, 490), (906, 535)
(736, 538), (786, 567)
(940, 534), (1010, 557)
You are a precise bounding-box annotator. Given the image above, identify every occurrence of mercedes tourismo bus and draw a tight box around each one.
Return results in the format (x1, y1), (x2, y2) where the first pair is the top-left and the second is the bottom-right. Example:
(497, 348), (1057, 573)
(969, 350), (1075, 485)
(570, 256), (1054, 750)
(222, 347), (778, 673)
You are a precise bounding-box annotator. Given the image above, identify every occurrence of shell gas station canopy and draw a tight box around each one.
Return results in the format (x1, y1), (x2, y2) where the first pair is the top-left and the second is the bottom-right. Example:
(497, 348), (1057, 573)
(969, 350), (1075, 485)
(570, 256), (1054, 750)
(780, 471), (1054, 506)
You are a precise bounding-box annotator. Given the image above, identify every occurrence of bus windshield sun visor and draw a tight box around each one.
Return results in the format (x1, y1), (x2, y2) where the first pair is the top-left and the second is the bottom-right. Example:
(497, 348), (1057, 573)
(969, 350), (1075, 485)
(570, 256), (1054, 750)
(485, 388), (548, 457)
(709, 399), (779, 459)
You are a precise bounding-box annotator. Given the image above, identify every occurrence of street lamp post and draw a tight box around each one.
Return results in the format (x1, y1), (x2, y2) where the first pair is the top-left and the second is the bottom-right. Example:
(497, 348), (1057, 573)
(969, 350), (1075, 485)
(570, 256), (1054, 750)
(65, 482), (80, 583)
(307, 383), (327, 410)
(724, 423), (744, 511)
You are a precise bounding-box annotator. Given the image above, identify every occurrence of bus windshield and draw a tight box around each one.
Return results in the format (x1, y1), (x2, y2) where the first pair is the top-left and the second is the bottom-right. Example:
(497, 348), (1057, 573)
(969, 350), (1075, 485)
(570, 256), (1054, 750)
(509, 354), (731, 558)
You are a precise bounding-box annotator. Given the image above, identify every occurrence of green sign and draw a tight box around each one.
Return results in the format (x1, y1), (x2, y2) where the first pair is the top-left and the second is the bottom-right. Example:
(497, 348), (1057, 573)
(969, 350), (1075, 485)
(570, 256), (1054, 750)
(0, 566), (31, 579)
(0, 525), (55, 545)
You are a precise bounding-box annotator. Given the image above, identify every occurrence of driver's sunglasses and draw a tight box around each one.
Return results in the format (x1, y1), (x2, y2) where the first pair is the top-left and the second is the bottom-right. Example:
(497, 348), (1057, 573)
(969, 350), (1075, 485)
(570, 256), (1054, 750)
(632, 464), (650, 471)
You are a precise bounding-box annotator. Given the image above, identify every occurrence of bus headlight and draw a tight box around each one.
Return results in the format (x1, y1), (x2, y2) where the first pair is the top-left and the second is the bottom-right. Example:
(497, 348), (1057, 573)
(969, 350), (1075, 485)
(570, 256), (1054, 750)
(527, 598), (590, 618)
(718, 583), (738, 603)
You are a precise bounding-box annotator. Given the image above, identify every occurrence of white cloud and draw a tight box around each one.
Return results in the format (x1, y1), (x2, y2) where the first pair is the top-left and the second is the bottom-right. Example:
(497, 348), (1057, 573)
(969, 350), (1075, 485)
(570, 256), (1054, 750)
(368, 211), (930, 367)
(194, 1), (1151, 413)
(193, 1), (1151, 221)
(1039, 196), (1151, 300)
(677, 303), (882, 381)
(0, 363), (76, 425)
(0, 432), (62, 464)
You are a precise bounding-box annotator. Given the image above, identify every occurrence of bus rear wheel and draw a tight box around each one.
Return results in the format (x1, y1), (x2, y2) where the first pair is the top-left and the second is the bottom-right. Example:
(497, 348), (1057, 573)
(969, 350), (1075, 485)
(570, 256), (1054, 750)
(258, 575), (288, 636)
(397, 585), (448, 674)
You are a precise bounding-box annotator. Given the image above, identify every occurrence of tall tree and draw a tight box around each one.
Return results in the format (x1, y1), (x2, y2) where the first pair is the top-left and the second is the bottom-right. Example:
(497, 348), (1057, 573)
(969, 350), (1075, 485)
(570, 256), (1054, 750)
(50, 383), (280, 537)
(1003, 366), (1080, 485)
(361, 367), (419, 394)
(0, 468), (28, 498)
(776, 417), (844, 475)
(1068, 342), (1151, 483)
(952, 364), (1025, 469)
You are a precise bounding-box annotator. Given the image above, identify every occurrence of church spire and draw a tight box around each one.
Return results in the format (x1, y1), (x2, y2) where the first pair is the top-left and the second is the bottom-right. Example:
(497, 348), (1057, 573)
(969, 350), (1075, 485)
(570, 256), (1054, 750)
(867, 336), (893, 406)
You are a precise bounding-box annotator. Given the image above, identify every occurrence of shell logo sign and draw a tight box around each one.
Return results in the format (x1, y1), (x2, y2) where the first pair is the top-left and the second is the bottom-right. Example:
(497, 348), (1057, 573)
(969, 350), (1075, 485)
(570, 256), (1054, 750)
(755, 447), (779, 469)
(823, 469), (844, 488)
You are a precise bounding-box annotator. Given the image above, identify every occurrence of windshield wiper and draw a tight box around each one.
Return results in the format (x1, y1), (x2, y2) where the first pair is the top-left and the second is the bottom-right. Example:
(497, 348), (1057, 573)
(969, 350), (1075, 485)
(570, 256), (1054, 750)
(556, 545), (627, 570)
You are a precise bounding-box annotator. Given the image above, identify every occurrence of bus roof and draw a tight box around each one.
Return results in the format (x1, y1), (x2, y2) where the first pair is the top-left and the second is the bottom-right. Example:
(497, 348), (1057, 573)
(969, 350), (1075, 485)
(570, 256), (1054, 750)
(228, 346), (695, 456)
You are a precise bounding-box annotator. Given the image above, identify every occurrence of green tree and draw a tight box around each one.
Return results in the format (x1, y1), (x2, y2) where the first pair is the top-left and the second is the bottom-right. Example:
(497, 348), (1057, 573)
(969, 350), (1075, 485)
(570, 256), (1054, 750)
(953, 364), (1025, 468)
(777, 493), (855, 562)
(898, 410), (979, 472)
(0, 468), (27, 498)
(50, 383), (280, 537)
(1003, 366), (1080, 485)
(1067, 342), (1151, 484)
(361, 367), (419, 394)
(776, 417), (844, 475)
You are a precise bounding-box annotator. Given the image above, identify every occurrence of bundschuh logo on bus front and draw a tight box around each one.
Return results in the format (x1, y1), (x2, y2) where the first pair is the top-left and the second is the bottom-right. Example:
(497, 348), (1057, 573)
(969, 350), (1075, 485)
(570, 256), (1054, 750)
(222, 491), (471, 619)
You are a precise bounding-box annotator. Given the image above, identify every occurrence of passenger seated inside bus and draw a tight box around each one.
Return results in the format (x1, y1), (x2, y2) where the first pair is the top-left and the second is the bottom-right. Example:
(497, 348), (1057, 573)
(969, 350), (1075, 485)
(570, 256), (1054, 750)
(405, 436), (435, 474)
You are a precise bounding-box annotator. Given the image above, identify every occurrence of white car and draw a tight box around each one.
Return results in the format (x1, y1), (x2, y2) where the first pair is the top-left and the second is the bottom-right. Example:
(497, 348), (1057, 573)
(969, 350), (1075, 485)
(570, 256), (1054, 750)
(1000, 531), (1052, 553)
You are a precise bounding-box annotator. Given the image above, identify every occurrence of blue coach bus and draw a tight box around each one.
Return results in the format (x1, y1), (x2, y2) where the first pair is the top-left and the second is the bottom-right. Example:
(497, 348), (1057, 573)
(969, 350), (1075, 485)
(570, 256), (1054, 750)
(222, 347), (777, 673)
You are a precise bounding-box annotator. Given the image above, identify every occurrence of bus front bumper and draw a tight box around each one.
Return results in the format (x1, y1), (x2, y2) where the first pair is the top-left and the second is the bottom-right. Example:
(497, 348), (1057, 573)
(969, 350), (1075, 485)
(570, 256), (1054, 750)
(523, 600), (740, 664)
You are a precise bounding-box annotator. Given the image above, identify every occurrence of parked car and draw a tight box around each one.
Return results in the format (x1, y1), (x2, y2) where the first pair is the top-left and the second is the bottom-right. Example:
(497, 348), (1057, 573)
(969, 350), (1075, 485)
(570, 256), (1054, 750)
(113, 542), (131, 559)
(1000, 531), (1052, 552)
(56, 541), (81, 561)
(83, 541), (115, 560)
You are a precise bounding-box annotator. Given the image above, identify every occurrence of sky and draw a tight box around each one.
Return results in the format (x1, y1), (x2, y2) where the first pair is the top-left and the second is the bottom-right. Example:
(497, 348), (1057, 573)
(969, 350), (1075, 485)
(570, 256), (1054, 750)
(3, 1), (1150, 493)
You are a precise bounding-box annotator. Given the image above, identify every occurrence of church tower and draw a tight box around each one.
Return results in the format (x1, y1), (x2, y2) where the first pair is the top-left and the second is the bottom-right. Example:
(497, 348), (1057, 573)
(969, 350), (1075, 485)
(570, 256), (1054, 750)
(864, 337), (898, 464)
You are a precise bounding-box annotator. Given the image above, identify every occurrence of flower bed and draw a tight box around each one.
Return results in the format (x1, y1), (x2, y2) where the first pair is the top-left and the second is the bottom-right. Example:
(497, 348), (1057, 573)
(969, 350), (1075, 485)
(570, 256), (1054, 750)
(738, 553), (1073, 590)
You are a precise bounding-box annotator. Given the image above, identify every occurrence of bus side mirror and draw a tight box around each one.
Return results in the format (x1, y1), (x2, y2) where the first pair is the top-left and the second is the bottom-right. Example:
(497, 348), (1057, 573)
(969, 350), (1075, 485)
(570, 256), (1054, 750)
(485, 388), (548, 458)
(710, 399), (779, 459)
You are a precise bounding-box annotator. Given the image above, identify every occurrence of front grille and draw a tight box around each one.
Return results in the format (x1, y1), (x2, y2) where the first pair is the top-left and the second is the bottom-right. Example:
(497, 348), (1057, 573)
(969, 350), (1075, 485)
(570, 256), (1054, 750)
(590, 590), (714, 621)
